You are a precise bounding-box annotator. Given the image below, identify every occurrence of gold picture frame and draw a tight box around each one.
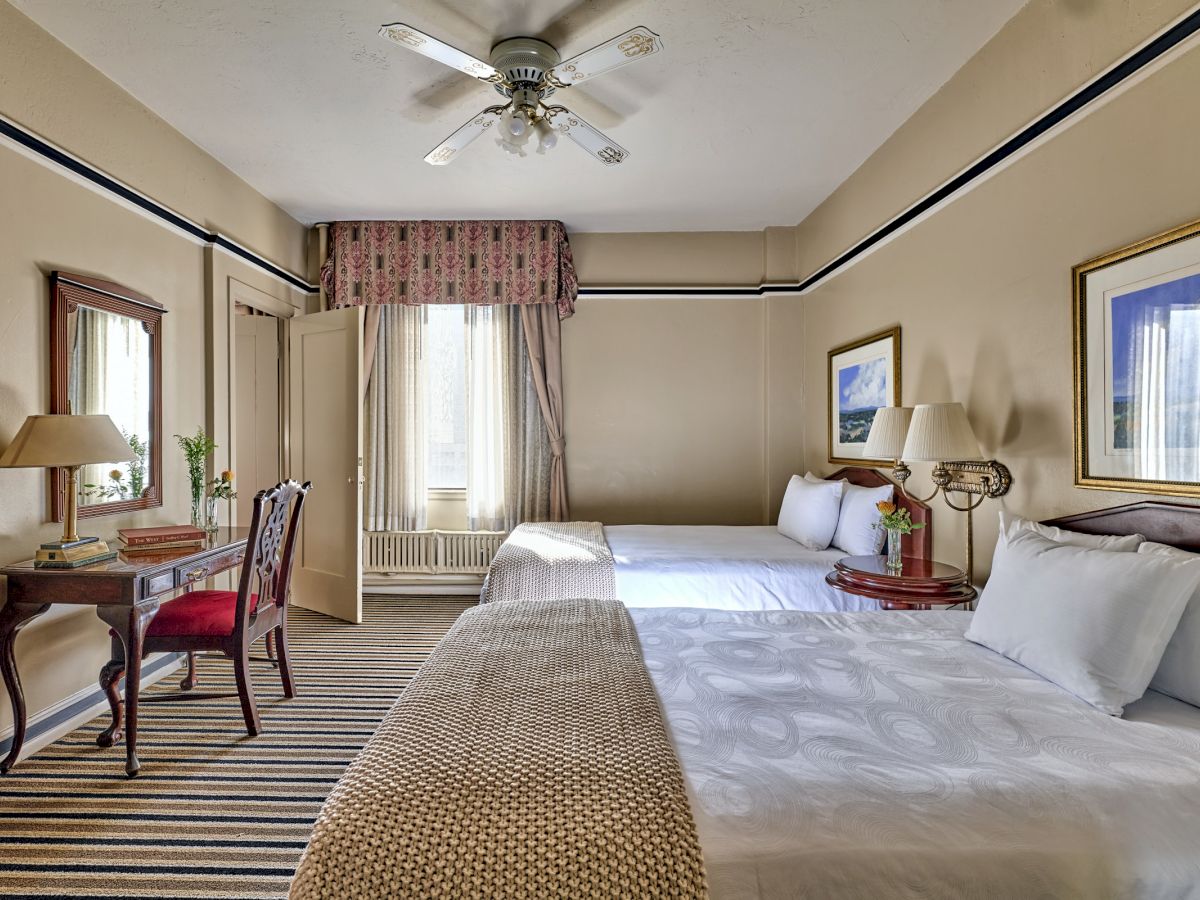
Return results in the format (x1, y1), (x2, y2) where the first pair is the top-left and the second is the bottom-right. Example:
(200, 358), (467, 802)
(827, 326), (901, 466)
(1074, 216), (1200, 497)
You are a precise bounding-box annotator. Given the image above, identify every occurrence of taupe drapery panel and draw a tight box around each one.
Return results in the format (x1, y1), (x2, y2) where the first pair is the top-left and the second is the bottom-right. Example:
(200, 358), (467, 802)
(519, 304), (569, 521)
(363, 306), (426, 531)
(465, 307), (552, 531)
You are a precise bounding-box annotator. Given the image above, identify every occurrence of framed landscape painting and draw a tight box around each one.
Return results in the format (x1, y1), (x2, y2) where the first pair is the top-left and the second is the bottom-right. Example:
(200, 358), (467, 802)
(1075, 217), (1200, 497)
(828, 326), (901, 465)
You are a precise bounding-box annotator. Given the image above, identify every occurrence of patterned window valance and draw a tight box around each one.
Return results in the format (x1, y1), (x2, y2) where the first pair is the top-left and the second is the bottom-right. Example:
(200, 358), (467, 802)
(320, 220), (579, 319)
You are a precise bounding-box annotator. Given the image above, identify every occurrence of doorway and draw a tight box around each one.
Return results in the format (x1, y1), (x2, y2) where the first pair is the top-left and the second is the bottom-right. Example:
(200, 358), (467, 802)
(233, 305), (283, 526)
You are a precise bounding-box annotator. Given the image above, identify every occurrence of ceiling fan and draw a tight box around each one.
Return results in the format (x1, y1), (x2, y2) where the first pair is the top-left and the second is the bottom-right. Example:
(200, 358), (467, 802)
(378, 22), (663, 166)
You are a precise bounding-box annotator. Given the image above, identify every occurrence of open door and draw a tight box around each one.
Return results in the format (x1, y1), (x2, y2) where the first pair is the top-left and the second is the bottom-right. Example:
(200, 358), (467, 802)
(287, 306), (363, 623)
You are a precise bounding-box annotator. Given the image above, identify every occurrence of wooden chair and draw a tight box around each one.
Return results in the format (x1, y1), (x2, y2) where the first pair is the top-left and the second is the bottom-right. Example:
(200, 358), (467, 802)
(142, 480), (312, 735)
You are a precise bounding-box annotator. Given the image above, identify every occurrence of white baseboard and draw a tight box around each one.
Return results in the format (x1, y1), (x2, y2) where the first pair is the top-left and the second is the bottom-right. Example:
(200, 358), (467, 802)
(364, 574), (482, 597)
(0, 652), (183, 764)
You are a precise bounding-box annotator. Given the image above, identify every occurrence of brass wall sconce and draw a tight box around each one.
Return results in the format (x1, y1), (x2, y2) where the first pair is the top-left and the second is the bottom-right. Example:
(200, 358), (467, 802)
(864, 403), (1011, 585)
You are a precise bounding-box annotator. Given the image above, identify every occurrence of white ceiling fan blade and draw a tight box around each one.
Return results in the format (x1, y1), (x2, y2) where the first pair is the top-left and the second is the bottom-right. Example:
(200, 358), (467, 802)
(424, 107), (504, 165)
(379, 23), (502, 82)
(545, 107), (630, 166)
(547, 27), (662, 87)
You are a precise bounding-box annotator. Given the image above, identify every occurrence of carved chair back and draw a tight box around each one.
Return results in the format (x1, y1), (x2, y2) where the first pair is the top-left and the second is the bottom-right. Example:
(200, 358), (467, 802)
(234, 480), (313, 630)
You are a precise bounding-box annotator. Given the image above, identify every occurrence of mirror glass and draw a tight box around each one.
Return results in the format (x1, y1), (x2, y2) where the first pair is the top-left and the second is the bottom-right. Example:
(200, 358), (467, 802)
(67, 305), (154, 507)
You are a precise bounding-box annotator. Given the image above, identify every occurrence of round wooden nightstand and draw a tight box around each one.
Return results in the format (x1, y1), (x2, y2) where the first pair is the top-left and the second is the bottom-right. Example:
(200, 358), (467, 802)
(825, 555), (977, 610)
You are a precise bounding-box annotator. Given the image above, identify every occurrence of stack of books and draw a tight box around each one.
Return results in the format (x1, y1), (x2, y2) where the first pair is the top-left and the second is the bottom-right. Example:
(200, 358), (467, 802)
(118, 525), (206, 555)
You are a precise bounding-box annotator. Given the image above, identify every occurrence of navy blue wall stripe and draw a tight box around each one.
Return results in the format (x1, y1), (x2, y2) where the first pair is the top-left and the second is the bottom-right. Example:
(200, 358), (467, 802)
(587, 9), (1200, 298)
(0, 119), (314, 293)
(5, 7), (1197, 301)
(793, 6), (1200, 293)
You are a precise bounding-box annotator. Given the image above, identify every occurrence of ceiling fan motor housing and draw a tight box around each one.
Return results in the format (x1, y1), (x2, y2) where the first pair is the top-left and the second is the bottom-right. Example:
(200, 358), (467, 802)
(490, 37), (560, 99)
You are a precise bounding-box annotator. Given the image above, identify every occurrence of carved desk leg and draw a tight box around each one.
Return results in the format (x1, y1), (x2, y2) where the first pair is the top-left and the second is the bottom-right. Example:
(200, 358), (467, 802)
(0, 601), (51, 774)
(96, 630), (126, 751)
(96, 602), (159, 777)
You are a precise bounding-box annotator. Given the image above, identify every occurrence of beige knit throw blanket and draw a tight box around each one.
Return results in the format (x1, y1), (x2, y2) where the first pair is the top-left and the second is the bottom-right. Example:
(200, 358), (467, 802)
(480, 521), (617, 603)
(289, 598), (708, 900)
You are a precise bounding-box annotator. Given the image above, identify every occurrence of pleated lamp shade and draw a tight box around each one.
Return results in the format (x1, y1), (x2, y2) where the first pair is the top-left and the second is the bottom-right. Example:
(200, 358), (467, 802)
(0, 414), (137, 468)
(863, 407), (913, 460)
(901, 403), (982, 461)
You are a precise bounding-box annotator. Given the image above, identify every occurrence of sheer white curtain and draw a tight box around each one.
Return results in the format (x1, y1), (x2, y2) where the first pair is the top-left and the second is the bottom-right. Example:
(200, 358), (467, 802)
(466, 306), (551, 531)
(466, 306), (508, 531)
(364, 305), (427, 531)
(1130, 303), (1200, 481)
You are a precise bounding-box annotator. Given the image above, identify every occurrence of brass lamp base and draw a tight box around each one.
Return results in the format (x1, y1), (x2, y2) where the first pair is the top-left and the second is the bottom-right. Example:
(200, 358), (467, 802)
(35, 536), (117, 568)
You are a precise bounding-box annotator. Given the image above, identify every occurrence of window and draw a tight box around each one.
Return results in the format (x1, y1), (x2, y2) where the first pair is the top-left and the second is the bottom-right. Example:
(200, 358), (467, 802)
(424, 305), (467, 489)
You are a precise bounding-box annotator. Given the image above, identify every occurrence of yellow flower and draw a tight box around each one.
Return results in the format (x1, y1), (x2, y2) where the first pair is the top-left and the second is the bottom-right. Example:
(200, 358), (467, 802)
(220, 470), (234, 483)
(876, 500), (896, 516)
(108, 469), (123, 481)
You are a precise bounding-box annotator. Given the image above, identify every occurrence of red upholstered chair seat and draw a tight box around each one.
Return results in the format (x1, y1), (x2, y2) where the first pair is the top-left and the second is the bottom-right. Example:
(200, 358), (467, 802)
(146, 590), (260, 639)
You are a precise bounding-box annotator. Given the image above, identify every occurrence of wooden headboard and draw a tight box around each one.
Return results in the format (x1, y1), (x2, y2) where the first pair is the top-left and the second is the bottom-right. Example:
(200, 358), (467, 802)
(1044, 501), (1200, 553)
(827, 466), (932, 560)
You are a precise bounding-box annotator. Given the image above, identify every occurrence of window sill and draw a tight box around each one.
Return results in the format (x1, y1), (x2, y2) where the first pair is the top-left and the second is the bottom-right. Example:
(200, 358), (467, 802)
(428, 488), (466, 500)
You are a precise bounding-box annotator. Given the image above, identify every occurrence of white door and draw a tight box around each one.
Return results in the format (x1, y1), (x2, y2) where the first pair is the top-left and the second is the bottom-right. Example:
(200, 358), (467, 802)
(287, 306), (363, 623)
(234, 314), (282, 526)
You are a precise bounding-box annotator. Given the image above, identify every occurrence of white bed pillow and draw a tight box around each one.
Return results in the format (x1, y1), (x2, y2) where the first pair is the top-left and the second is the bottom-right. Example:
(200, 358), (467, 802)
(965, 529), (1200, 715)
(805, 473), (892, 556)
(777, 475), (843, 550)
(999, 510), (1144, 551)
(1138, 541), (1200, 708)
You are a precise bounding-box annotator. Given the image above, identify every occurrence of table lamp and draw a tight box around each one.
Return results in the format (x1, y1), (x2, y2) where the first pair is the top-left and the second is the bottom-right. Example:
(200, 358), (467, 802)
(862, 406), (914, 471)
(868, 402), (1011, 585)
(0, 414), (138, 567)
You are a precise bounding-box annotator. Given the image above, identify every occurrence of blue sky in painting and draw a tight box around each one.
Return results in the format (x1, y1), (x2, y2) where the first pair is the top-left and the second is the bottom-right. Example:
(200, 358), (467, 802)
(1111, 272), (1200, 399)
(838, 358), (887, 411)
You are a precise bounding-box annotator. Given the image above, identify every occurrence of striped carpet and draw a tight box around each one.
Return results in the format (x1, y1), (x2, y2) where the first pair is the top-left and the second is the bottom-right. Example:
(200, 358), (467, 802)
(0, 597), (476, 899)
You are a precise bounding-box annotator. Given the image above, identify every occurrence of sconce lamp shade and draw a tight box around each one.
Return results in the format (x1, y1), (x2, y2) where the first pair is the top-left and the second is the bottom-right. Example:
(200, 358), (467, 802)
(863, 407), (914, 460)
(0, 414), (137, 468)
(901, 403), (982, 461)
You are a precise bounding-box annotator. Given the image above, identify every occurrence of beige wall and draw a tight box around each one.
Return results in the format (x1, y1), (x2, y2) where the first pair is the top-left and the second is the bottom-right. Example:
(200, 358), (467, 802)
(564, 230), (804, 524)
(0, 3), (308, 738)
(796, 0), (1200, 581)
(0, 2), (308, 274)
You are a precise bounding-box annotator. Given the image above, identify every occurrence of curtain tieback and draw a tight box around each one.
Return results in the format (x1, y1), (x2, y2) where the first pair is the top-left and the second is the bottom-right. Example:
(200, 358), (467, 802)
(550, 438), (566, 457)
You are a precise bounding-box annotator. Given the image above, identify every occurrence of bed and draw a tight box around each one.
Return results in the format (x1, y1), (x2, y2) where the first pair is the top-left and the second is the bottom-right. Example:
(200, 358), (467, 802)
(480, 466), (931, 611)
(292, 501), (1200, 899)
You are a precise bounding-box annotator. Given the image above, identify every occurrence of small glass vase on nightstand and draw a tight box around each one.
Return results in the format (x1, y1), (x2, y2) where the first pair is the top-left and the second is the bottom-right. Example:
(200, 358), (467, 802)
(886, 527), (903, 572)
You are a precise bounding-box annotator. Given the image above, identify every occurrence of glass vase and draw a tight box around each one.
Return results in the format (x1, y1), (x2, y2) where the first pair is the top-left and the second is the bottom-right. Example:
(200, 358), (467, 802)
(190, 493), (204, 529)
(886, 527), (904, 572)
(205, 496), (220, 535)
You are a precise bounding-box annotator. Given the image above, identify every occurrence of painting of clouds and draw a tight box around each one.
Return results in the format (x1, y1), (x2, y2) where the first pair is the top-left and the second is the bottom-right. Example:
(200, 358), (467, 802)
(838, 358), (888, 443)
(828, 327), (899, 464)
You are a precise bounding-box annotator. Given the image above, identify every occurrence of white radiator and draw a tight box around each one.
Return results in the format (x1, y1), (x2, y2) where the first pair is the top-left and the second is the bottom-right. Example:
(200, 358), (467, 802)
(363, 530), (506, 575)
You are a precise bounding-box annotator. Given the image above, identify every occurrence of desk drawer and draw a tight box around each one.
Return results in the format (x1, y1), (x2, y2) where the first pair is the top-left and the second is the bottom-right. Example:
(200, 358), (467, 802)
(174, 547), (245, 588)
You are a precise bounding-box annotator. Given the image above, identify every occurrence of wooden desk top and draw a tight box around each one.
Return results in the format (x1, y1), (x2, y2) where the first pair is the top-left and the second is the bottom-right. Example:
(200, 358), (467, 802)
(2, 528), (250, 577)
(2, 528), (250, 607)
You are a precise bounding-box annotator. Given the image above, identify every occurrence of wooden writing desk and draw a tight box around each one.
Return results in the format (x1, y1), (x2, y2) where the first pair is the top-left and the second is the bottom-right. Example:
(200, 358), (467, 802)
(1, 528), (249, 776)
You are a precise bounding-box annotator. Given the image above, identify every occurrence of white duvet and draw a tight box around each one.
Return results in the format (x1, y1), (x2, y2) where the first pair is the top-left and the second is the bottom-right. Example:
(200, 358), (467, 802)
(632, 607), (1200, 900)
(605, 525), (876, 612)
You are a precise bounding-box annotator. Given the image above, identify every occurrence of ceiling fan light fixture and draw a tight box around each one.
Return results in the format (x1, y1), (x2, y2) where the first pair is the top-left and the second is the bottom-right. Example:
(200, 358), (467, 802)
(535, 119), (558, 154)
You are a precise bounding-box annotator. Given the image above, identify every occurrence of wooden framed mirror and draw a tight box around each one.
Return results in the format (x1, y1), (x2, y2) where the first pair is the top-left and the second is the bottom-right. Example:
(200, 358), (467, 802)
(49, 271), (165, 520)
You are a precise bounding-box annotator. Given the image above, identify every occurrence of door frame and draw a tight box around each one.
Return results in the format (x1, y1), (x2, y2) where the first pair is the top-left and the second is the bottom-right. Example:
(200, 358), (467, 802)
(205, 252), (307, 529)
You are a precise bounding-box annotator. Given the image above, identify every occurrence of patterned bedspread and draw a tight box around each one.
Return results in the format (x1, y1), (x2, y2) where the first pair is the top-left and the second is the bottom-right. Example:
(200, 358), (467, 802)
(290, 598), (707, 900)
(480, 520), (615, 603)
(632, 607), (1200, 900)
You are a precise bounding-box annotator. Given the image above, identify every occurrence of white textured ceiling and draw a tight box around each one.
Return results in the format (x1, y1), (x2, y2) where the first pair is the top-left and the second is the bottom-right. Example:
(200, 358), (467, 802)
(10, 0), (1026, 231)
